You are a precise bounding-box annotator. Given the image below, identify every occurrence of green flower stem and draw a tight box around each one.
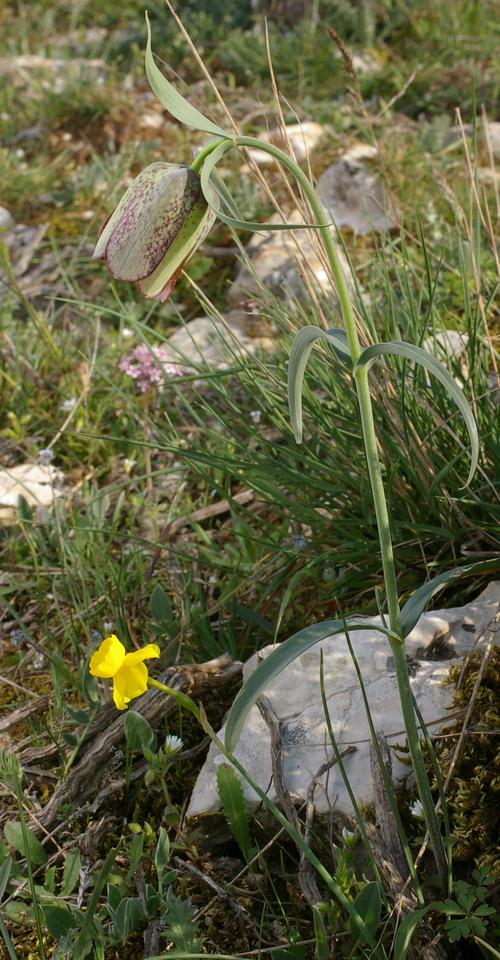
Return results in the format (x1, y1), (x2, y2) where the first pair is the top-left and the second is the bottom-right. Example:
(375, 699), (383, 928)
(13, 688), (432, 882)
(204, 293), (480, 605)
(147, 678), (382, 953)
(147, 677), (202, 717)
(190, 139), (225, 174)
(227, 136), (447, 886)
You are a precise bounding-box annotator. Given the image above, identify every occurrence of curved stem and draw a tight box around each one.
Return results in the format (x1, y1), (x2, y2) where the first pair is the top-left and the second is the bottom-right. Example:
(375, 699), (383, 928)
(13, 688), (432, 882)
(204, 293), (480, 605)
(190, 138), (224, 174)
(228, 135), (446, 885)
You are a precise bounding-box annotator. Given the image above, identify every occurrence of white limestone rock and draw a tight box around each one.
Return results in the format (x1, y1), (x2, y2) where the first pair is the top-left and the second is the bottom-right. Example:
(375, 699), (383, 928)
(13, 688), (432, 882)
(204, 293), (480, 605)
(0, 462), (65, 525)
(0, 207), (14, 232)
(188, 582), (500, 818)
(317, 144), (397, 234)
(227, 207), (353, 308)
(244, 122), (325, 167)
(166, 311), (273, 374)
(422, 329), (470, 382)
(484, 120), (500, 159)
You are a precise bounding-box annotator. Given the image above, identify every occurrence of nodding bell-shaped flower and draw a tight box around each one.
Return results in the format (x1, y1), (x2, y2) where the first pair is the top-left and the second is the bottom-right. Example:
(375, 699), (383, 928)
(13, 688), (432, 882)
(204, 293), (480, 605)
(92, 162), (216, 302)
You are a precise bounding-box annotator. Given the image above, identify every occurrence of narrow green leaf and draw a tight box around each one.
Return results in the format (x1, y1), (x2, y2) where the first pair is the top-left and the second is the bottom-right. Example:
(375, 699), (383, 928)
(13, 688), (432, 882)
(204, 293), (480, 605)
(273, 558), (320, 643)
(394, 905), (435, 960)
(154, 827), (170, 876)
(112, 896), (145, 942)
(0, 857), (12, 902)
(353, 340), (479, 486)
(348, 882), (382, 941)
(288, 326), (351, 443)
(224, 617), (390, 752)
(216, 764), (253, 862)
(43, 865), (56, 895)
(312, 905), (329, 960)
(125, 832), (144, 889)
(145, 13), (228, 137)
(400, 557), (500, 638)
(60, 849), (81, 898)
(73, 847), (117, 960)
(107, 882), (122, 914)
(4, 821), (46, 866)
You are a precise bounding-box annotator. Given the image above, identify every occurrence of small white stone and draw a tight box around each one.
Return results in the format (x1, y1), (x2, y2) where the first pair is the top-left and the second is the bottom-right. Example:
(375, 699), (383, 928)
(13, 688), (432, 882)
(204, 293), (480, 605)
(166, 311), (272, 375)
(0, 207), (14, 231)
(227, 208), (353, 308)
(317, 148), (397, 234)
(0, 462), (65, 525)
(244, 121), (325, 167)
(483, 120), (500, 159)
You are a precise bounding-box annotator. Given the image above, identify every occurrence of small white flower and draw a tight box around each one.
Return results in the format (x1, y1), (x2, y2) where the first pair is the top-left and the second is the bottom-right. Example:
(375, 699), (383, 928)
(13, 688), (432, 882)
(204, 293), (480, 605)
(38, 448), (54, 466)
(341, 826), (356, 843)
(122, 327), (134, 338)
(410, 799), (424, 818)
(164, 734), (183, 755)
(250, 410), (262, 424)
(60, 397), (77, 412)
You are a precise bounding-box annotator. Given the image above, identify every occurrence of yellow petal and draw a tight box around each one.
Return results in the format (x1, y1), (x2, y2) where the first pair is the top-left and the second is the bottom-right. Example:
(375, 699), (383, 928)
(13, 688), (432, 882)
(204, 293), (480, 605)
(89, 635), (125, 678)
(112, 673), (128, 710)
(113, 661), (149, 709)
(122, 644), (160, 667)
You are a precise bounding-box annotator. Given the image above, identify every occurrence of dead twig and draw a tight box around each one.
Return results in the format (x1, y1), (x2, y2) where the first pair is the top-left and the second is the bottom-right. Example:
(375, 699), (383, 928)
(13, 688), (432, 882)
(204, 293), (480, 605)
(257, 694), (321, 906)
(0, 694), (49, 733)
(370, 732), (408, 881)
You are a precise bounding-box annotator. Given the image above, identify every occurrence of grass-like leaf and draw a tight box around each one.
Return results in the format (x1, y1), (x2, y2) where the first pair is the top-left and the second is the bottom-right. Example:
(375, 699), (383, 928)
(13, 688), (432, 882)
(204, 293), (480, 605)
(353, 340), (479, 486)
(288, 326), (351, 443)
(224, 616), (390, 752)
(400, 557), (500, 637)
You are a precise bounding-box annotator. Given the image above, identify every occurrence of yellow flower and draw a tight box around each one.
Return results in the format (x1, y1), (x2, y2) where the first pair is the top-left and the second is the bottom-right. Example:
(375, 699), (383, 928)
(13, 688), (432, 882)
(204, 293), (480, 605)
(89, 634), (160, 710)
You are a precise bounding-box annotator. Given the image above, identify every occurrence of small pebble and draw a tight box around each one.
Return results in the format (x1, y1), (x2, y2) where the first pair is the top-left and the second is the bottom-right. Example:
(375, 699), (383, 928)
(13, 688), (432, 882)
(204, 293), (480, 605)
(0, 206), (14, 231)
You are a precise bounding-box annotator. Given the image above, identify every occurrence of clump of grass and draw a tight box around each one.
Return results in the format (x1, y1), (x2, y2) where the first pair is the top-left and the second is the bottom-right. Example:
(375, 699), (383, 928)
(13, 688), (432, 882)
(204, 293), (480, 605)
(1, 0), (499, 956)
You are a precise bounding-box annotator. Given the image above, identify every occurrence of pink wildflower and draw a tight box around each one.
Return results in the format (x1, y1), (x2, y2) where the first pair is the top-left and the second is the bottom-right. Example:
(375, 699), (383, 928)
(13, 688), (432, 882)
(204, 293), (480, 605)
(119, 344), (183, 392)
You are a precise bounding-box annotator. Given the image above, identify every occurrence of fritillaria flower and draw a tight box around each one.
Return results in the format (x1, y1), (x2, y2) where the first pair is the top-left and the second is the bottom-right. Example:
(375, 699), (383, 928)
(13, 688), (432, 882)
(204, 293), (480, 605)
(93, 162), (216, 302)
(89, 634), (160, 710)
